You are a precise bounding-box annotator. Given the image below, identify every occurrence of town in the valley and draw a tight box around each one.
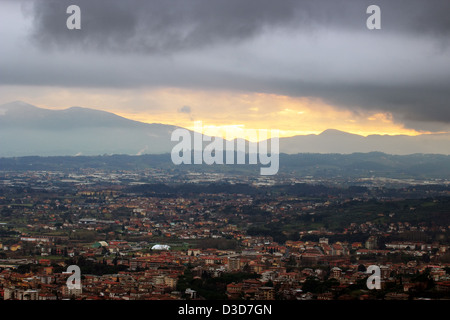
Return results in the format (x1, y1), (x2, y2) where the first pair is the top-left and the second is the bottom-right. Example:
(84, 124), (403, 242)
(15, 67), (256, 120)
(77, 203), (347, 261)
(0, 168), (449, 300)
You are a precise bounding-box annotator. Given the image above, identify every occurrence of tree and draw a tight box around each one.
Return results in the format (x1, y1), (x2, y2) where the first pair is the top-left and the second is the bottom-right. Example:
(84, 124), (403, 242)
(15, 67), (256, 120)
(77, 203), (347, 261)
(358, 264), (367, 272)
(265, 280), (274, 287)
(302, 277), (321, 293)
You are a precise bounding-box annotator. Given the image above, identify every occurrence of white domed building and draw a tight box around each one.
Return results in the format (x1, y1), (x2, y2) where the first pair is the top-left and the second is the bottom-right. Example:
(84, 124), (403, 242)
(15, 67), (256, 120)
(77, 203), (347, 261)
(151, 244), (170, 250)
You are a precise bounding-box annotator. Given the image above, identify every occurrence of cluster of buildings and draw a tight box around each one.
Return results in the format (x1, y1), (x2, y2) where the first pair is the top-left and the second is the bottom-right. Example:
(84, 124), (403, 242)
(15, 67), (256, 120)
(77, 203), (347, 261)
(1, 233), (449, 300)
(1, 170), (450, 300)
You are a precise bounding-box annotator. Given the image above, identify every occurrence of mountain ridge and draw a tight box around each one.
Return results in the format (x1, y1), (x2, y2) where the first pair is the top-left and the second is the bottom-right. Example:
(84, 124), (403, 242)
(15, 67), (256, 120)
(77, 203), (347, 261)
(2, 101), (450, 156)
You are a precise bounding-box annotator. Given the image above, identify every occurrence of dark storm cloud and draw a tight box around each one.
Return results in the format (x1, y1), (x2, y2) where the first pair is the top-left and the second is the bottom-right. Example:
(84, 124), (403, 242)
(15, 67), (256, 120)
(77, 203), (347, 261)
(30, 0), (450, 53)
(292, 82), (450, 131)
(222, 74), (450, 131)
(30, 0), (300, 53)
(9, 0), (450, 131)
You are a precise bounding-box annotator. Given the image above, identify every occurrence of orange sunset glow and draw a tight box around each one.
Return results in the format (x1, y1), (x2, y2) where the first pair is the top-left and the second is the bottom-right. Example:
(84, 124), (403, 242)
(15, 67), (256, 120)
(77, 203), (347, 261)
(8, 86), (427, 141)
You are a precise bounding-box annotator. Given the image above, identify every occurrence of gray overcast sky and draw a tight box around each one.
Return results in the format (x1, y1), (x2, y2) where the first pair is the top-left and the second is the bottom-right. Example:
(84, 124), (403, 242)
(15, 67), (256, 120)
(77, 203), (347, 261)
(1, 0), (450, 135)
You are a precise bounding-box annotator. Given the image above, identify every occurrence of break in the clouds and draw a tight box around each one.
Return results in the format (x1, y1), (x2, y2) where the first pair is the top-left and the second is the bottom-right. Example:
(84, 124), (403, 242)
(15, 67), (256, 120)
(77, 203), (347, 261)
(1, 0), (450, 132)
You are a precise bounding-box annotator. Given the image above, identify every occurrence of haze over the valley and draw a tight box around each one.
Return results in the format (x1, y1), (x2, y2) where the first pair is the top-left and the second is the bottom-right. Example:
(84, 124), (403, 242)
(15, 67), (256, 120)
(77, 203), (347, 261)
(2, 101), (450, 157)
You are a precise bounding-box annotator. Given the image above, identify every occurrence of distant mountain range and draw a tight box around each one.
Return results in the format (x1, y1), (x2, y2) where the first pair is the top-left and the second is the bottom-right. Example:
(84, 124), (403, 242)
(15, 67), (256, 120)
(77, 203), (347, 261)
(0, 101), (181, 156)
(279, 129), (450, 155)
(2, 101), (450, 157)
